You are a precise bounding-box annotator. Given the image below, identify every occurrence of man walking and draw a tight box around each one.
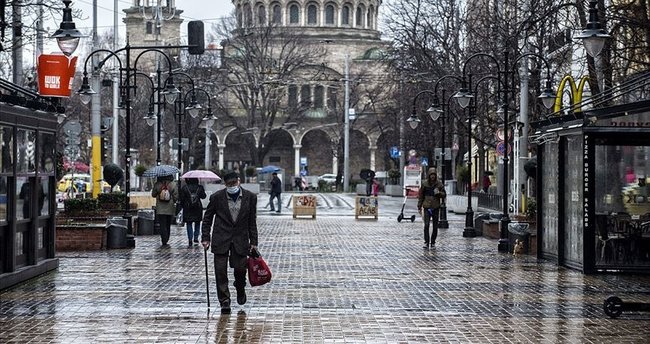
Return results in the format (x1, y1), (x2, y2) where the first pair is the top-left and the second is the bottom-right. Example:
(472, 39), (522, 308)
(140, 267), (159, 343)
(269, 172), (282, 213)
(202, 172), (258, 314)
(417, 168), (446, 249)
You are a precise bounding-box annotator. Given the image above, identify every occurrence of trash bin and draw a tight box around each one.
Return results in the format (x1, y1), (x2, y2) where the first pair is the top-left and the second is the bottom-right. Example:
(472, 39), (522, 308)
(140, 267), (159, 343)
(137, 209), (155, 235)
(106, 217), (128, 249)
(508, 222), (530, 254)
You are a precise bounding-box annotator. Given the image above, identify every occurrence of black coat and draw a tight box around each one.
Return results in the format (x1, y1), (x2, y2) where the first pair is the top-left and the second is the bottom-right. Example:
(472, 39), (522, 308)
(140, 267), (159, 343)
(179, 184), (207, 222)
(202, 188), (258, 256)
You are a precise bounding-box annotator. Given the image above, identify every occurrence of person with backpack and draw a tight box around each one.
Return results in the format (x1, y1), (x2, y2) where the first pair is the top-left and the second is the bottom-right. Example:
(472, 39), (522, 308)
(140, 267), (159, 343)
(179, 178), (207, 247)
(152, 175), (179, 247)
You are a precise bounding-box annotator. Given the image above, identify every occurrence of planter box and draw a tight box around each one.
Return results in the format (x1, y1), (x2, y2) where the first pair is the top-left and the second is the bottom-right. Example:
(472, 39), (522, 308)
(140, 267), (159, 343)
(56, 224), (106, 251)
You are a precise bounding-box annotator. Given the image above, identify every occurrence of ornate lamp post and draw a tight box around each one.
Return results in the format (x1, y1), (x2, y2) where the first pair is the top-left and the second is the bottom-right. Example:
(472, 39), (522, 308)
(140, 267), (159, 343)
(50, 0), (83, 56)
(454, 52), (555, 251)
(77, 45), (180, 235)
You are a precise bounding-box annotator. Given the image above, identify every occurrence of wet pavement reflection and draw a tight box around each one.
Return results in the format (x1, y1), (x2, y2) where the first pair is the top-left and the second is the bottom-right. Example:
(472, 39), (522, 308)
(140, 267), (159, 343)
(2, 202), (650, 343)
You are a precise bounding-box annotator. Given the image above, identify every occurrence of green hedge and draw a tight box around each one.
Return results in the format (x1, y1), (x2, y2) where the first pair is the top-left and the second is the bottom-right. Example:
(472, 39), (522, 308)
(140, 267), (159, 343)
(63, 198), (99, 214)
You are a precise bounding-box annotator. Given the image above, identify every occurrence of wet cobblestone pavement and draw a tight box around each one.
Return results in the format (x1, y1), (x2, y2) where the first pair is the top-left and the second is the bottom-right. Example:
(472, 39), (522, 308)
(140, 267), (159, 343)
(2, 203), (650, 343)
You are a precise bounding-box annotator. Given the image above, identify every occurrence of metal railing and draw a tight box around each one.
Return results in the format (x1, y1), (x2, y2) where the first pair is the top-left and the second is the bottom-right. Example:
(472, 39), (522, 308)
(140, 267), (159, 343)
(472, 192), (503, 211)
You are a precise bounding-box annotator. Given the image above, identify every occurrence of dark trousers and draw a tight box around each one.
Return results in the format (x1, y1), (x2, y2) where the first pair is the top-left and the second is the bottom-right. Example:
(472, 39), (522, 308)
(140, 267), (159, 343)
(213, 244), (247, 306)
(269, 193), (281, 211)
(158, 214), (172, 245)
(423, 207), (440, 245)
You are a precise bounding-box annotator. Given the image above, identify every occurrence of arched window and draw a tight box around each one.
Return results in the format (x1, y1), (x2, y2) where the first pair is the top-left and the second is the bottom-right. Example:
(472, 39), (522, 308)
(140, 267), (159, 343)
(289, 4), (300, 24)
(355, 5), (364, 28)
(243, 4), (253, 27)
(272, 4), (282, 24)
(236, 7), (243, 28)
(325, 4), (335, 25)
(300, 85), (311, 106)
(257, 5), (266, 25)
(307, 4), (318, 25)
(327, 86), (338, 110)
(367, 6), (374, 29)
(314, 85), (324, 109)
(288, 85), (298, 109)
(341, 5), (351, 26)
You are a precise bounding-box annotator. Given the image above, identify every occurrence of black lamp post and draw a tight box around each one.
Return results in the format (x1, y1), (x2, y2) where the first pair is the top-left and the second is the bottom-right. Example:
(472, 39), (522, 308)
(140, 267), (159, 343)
(51, 0), (83, 56)
(454, 52), (555, 251)
(173, 80), (200, 172)
(142, 68), (180, 166)
(574, 0), (611, 58)
(77, 45), (180, 234)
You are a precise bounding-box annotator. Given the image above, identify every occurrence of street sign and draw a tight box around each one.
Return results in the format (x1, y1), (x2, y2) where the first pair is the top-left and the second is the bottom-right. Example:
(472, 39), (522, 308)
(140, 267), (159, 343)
(390, 146), (400, 159)
(434, 148), (452, 160)
(496, 141), (512, 156)
(170, 138), (189, 151)
(496, 128), (512, 141)
(300, 157), (307, 166)
(421, 157), (428, 166)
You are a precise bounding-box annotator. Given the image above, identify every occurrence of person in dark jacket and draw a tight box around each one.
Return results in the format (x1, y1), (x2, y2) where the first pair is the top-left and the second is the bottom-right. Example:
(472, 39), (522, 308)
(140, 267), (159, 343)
(202, 172), (258, 314)
(417, 168), (446, 249)
(179, 178), (207, 247)
(269, 172), (282, 213)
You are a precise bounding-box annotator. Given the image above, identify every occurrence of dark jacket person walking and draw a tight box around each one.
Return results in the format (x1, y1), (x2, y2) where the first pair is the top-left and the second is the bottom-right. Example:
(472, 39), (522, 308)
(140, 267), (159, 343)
(417, 168), (446, 249)
(202, 172), (258, 314)
(179, 178), (207, 247)
(269, 172), (282, 213)
(152, 175), (179, 247)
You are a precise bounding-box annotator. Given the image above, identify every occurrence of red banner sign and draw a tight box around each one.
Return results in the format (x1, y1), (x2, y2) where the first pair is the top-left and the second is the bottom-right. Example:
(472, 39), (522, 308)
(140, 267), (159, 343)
(37, 54), (78, 97)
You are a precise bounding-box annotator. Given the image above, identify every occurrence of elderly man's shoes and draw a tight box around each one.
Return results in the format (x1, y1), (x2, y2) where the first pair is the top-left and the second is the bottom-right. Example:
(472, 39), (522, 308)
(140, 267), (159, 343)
(220, 300), (231, 314)
(236, 287), (247, 305)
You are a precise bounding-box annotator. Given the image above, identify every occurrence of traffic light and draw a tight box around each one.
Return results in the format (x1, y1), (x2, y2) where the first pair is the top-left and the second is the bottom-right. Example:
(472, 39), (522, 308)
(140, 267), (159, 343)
(188, 21), (205, 55)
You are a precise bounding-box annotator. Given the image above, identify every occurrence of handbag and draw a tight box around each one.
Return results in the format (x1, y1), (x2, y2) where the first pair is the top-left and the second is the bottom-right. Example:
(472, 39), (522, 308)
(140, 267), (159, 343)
(247, 248), (272, 286)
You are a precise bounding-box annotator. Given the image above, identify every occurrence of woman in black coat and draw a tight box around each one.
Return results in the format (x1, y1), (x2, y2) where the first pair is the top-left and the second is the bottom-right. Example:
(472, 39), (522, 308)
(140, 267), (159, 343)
(179, 178), (207, 247)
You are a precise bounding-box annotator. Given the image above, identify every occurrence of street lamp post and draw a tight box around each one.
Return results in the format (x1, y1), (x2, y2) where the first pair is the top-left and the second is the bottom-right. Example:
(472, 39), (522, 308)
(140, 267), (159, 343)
(78, 44), (180, 233)
(454, 52), (555, 251)
(175, 84), (201, 172)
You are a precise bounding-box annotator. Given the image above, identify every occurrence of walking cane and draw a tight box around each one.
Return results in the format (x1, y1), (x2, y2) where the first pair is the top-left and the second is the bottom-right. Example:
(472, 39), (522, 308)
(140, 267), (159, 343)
(204, 246), (210, 308)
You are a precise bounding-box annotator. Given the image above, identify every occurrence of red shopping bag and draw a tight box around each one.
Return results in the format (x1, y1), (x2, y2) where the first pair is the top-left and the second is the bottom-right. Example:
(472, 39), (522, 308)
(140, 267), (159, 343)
(247, 249), (272, 286)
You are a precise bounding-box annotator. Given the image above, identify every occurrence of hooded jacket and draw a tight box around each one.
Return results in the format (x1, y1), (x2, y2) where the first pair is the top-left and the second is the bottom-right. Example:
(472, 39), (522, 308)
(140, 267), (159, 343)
(417, 170), (446, 210)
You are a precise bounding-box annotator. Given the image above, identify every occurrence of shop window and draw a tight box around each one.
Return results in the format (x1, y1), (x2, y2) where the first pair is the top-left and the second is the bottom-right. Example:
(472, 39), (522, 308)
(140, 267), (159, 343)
(39, 132), (56, 173)
(39, 177), (49, 216)
(16, 129), (36, 173)
(0, 176), (7, 222)
(0, 126), (13, 173)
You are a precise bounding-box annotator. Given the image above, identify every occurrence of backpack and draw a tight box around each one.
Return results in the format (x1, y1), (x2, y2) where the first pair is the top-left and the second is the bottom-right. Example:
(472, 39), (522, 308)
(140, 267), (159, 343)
(188, 185), (201, 208)
(159, 182), (171, 202)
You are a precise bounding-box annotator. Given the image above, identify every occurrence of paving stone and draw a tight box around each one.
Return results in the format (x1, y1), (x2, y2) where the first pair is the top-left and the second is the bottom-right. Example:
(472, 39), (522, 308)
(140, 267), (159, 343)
(1, 210), (650, 343)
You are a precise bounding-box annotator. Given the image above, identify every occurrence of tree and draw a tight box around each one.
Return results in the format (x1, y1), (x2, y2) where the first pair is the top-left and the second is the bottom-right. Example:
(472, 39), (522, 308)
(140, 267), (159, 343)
(211, 16), (327, 165)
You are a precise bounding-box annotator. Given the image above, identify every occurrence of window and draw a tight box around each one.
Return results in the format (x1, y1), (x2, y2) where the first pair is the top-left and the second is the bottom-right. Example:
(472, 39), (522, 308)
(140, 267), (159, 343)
(244, 4), (253, 27)
(325, 4), (335, 25)
(314, 85), (324, 109)
(367, 6), (374, 29)
(257, 5), (266, 25)
(288, 85), (298, 109)
(327, 86), (338, 110)
(356, 6), (364, 28)
(307, 4), (318, 25)
(0, 126), (14, 173)
(289, 4), (300, 24)
(272, 4), (282, 24)
(342, 5), (350, 25)
(236, 7), (243, 28)
(146, 22), (153, 34)
(16, 129), (36, 173)
(39, 132), (55, 173)
(301, 85), (312, 107)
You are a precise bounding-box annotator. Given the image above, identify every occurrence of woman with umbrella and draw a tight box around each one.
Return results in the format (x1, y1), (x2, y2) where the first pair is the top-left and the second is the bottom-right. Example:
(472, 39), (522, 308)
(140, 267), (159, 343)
(179, 178), (207, 247)
(152, 174), (179, 247)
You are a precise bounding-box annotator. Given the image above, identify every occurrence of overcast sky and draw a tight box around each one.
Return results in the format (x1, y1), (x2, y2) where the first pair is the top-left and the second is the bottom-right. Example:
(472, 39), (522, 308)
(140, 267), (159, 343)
(69, 0), (235, 47)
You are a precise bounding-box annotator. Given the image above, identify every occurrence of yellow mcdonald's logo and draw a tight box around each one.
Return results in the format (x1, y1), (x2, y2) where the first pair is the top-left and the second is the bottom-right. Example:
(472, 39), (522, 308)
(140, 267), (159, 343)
(553, 75), (589, 114)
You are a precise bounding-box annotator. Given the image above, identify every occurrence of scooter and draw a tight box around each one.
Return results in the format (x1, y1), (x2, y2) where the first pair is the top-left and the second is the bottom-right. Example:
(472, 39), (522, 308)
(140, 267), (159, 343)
(397, 187), (416, 223)
(604, 295), (650, 318)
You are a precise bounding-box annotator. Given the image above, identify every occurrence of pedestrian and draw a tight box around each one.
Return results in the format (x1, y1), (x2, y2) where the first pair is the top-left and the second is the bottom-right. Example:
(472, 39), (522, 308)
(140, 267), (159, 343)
(202, 171), (258, 314)
(371, 178), (379, 197)
(152, 175), (179, 247)
(482, 173), (492, 192)
(417, 168), (446, 249)
(179, 178), (207, 247)
(269, 172), (282, 213)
